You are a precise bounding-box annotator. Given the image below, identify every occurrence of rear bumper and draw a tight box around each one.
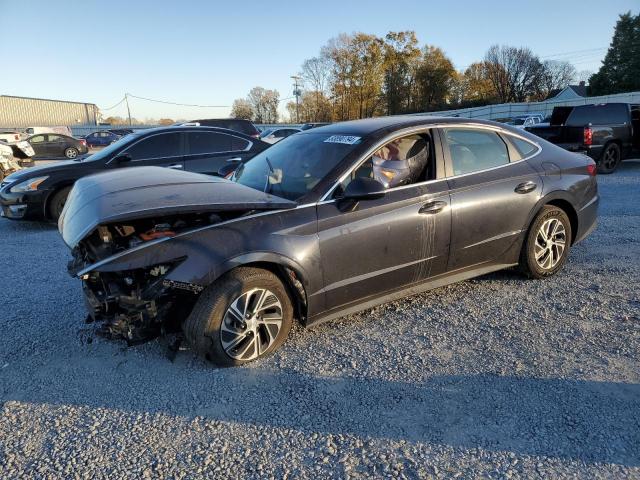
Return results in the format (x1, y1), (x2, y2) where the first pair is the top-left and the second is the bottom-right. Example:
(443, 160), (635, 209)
(0, 186), (49, 220)
(574, 193), (599, 244)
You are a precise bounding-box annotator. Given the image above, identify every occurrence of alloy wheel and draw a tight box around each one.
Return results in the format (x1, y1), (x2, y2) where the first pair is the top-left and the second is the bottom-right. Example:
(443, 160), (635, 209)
(65, 148), (78, 159)
(602, 147), (619, 170)
(220, 288), (283, 361)
(534, 218), (567, 270)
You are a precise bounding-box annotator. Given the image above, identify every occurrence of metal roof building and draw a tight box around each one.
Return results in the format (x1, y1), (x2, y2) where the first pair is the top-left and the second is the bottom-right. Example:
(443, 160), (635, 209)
(0, 95), (99, 127)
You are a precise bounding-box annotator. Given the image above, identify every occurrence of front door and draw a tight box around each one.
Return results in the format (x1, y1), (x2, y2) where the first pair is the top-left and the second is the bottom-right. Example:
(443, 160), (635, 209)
(317, 131), (451, 311)
(439, 127), (543, 271)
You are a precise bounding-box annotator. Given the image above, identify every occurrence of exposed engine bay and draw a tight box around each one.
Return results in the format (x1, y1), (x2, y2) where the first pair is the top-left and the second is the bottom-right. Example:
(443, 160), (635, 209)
(68, 211), (251, 344)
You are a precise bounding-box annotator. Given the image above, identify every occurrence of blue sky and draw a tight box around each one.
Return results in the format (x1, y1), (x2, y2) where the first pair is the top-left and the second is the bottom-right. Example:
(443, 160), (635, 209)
(1, 0), (636, 120)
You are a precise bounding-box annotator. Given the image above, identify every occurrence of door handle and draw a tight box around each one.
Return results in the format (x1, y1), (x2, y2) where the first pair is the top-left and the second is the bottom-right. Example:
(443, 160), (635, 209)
(515, 181), (537, 194)
(167, 164), (183, 170)
(419, 201), (447, 214)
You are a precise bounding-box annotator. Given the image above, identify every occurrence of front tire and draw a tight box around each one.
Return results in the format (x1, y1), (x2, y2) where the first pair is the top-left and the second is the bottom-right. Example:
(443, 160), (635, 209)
(48, 186), (72, 221)
(183, 267), (293, 367)
(64, 147), (79, 159)
(519, 205), (572, 279)
(597, 143), (621, 174)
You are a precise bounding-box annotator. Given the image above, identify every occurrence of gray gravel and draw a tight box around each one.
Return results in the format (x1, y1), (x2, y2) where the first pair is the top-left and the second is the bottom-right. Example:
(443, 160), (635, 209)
(1, 161), (639, 479)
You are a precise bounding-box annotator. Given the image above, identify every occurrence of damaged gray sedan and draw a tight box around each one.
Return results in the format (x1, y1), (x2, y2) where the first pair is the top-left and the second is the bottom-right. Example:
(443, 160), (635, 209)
(60, 117), (599, 366)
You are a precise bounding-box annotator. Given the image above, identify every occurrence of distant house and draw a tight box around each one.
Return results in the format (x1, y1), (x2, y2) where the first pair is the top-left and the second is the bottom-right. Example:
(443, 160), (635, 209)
(547, 81), (588, 100)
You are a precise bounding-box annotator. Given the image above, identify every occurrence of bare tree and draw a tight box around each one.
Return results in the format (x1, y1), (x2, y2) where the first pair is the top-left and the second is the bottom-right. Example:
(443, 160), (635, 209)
(247, 87), (280, 123)
(539, 60), (577, 99)
(484, 45), (545, 102)
(230, 98), (253, 120)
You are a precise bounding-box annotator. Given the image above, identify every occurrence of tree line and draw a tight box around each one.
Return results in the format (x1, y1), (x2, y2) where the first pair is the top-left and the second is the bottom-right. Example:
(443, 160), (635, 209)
(229, 11), (639, 123)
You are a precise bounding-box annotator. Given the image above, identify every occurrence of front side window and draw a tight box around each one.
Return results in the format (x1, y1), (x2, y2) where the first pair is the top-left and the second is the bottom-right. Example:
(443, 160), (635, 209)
(186, 132), (232, 155)
(30, 135), (45, 143)
(124, 133), (181, 160)
(338, 133), (433, 193)
(444, 128), (509, 176)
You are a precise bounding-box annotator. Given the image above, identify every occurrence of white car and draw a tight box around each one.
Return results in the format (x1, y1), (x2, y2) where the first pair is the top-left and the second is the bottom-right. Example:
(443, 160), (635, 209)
(0, 143), (22, 181)
(260, 127), (302, 144)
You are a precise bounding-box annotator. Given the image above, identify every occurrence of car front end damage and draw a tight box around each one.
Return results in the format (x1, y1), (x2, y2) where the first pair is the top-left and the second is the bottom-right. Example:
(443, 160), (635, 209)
(68, 213), (241, 344)
(60, 166), (297, 345)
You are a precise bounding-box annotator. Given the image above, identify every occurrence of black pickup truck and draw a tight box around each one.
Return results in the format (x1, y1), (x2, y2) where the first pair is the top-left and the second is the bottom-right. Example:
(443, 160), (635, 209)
(526, 103), (640, 173)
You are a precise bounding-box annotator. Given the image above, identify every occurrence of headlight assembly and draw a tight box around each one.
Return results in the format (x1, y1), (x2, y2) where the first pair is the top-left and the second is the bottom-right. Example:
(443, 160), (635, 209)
(9, 176), (49, 193)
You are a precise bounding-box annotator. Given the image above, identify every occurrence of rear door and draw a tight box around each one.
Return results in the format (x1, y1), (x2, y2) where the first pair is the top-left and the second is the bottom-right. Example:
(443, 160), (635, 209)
(440, 126), (543, 271)
(183, 131), (254, 176)
(46, 134), (66, 157)
(120, 131), (184, 170)
(28, 135), (47, 157)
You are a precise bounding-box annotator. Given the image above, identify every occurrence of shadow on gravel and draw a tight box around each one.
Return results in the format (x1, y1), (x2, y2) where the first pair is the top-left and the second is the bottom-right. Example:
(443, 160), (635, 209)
(4, 366), (638, 466)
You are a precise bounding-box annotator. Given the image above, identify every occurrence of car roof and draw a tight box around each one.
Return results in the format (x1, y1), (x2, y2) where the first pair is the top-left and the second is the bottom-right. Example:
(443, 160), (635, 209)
(305, 115), (507, 136)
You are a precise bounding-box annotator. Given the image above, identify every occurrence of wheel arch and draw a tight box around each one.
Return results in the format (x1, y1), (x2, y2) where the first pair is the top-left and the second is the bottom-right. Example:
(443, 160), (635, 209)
(43, 182), (75, 219)
(212, 254), (310, 325)
(524, 192), (579, 245)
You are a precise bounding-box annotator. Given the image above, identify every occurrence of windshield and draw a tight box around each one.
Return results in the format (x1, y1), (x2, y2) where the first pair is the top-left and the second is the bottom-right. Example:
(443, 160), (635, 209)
(80, 132), (143, 161)
(233, 133), (362, 201)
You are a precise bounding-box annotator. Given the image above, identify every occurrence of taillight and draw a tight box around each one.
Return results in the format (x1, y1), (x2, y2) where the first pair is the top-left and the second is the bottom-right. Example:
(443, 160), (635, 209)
(583, 127), (593, 146)
(80, 139), (87, 147)
(14, 134), (19, 141)
(587, 164), (597, 176)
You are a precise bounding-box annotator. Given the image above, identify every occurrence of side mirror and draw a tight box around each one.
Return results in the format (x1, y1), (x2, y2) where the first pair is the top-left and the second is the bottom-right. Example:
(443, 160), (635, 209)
(218, 161), (239, 178)
(111, 153), (131, 165)
(339, 177), (386, 201)
(336, 177), (386, 212)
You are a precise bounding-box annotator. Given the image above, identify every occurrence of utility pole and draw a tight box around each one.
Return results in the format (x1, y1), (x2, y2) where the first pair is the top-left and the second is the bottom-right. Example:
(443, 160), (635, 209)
(291, 76), (301, 123)
(125, 93), (132, 126)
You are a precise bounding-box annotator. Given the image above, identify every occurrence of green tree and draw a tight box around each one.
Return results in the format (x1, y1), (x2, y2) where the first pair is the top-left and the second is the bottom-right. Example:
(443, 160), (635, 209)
(414, 46), (457, 110)
(590, 12), (640, 95)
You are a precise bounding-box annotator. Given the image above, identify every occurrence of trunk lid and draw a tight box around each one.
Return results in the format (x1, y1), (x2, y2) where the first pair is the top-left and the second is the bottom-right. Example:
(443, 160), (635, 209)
(59, 166), (296, 248)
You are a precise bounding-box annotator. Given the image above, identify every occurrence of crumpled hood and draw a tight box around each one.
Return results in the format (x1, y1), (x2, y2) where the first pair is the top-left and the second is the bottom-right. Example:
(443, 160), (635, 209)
(59, 166), (296, 248)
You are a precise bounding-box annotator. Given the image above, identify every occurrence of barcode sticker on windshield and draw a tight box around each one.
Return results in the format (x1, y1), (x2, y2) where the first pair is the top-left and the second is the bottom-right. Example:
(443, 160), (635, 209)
(324, 135), (361, 145)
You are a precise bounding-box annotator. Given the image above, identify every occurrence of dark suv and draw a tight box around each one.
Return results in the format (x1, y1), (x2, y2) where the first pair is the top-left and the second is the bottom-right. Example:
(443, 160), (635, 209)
(188, 119), (261, 138)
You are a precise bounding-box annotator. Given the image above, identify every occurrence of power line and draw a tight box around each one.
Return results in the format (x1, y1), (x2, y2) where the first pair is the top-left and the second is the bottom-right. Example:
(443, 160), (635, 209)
(100, 96), (127, 111)
(127, 93), (230, 108)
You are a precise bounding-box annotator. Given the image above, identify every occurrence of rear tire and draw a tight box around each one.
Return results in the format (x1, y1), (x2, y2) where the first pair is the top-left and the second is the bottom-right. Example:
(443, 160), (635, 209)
(64, 147), (79, 159)
(183, 267), (293, 367)
(597, 143), (621, 174)
(519, 205), (572, 279)
(48, 186), (72, 221)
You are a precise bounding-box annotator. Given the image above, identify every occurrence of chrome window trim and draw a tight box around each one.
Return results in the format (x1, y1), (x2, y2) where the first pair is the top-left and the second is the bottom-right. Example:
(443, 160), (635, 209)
(319, 122), (542, 201)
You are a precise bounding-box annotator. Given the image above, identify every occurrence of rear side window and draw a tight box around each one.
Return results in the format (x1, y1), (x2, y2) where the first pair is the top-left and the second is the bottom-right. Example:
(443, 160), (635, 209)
(444, 128), (509, 176)
(186, 132), (232, 154)
(125, 133), (182, 160)
(232, 136), (250, 151)
(567, 104), (629, 126)
(508, 136), (538, 159)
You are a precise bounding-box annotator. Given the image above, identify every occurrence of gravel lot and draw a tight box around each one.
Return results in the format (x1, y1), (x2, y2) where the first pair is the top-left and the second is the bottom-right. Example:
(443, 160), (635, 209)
(1, 161), (639, 479)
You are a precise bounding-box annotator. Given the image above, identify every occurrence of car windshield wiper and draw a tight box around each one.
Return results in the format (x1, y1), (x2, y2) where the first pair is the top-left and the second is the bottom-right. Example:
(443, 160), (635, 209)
(263, 156), (275, 193)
